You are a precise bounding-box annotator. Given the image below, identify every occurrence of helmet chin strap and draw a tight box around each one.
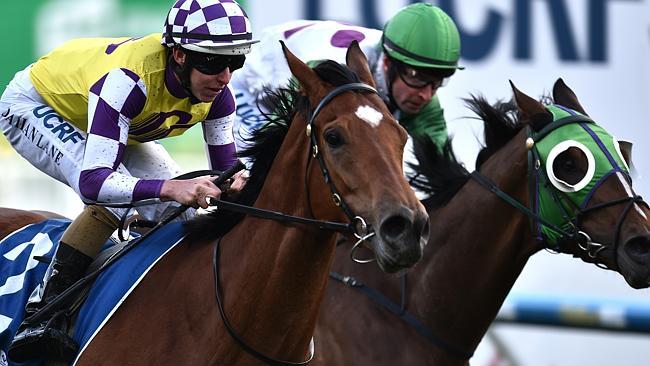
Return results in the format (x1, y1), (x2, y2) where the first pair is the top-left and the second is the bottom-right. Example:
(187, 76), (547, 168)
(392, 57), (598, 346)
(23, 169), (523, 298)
(384, 60), (400, 114)
(168, 51), (201, 104)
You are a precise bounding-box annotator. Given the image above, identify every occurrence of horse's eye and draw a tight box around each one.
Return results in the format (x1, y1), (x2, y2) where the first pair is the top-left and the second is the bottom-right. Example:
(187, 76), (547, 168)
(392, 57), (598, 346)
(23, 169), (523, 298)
(560, 156), (576, 171)
(546, 141), (596, 192)
(324, 130), (345, 148)
(552, 147), (589, 186)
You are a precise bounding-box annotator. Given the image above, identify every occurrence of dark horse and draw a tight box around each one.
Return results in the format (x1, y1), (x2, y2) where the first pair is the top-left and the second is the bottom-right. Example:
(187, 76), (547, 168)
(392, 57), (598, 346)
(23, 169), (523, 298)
(314, 79), (650, 365)
(0, 42), (429, 364)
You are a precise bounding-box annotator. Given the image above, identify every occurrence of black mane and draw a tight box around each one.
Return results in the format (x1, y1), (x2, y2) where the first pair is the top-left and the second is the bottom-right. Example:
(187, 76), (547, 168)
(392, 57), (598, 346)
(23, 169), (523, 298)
(408, 137), (469, 210)
(184, 60), (362, 242)
(468, 95), (523, 169)
(471, 94), (553, 169)
(410, 94), (552, 210)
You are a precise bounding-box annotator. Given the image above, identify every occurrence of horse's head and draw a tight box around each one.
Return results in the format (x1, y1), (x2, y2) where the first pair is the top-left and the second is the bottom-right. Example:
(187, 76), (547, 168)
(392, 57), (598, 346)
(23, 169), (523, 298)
(279, 41), (429, 273)
(512, 79), (650, 288)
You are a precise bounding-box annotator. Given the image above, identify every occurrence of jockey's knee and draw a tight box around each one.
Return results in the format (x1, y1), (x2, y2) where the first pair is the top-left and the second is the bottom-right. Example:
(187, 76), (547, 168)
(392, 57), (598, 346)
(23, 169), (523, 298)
(60, 206), (120, 258)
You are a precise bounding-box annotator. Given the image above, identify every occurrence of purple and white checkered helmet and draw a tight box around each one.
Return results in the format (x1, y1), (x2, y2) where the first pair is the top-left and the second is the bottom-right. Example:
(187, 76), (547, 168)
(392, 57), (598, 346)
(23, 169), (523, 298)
(162, 0), (258, 55)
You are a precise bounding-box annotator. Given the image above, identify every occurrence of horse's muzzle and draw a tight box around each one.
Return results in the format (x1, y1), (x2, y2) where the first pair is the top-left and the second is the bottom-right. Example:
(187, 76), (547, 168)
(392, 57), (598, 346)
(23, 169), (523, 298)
(375, 207), (429, 273)
(619, 233), (650, 289)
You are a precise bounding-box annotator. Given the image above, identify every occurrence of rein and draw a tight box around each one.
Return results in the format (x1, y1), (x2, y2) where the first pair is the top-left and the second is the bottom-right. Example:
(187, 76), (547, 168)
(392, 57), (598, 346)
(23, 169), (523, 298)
(328, 271), (475, 359)
(23, 162), (246, 325)
(469, 171), (568, 236)
(30, 82), (382, 365)
(327, 107), (645, 360)
(207, 198), (352, 232)
(206, 84), (382, 238)
(213, 238), (315, 366)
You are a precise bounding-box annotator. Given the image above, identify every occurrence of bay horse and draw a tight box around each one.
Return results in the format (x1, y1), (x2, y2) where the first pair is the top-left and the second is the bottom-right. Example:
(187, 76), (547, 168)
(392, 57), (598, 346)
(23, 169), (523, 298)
(0, 209), (67, 240)
(314, 79), (650, 366)
(0, 41), (428, 365)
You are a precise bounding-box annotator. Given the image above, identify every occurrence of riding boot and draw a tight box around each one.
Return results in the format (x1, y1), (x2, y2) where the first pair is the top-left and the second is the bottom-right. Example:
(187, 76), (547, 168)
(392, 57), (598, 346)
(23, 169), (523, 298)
(7, 243), (93, 363)
(7, 205), (120, 363)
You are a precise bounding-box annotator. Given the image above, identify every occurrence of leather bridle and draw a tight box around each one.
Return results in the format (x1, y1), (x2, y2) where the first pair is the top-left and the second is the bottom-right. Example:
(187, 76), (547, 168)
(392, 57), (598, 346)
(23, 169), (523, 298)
(212, 82), (381, 366)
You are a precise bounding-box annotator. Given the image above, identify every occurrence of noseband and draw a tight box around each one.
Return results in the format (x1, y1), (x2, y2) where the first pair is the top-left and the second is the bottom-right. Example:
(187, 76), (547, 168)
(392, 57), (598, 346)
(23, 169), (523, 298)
(572, 195), (646, 265)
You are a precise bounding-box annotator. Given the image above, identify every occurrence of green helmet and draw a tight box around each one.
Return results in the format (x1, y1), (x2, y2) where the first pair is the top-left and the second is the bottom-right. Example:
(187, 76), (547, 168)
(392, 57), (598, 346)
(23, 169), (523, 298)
(382, 3), (464, 70)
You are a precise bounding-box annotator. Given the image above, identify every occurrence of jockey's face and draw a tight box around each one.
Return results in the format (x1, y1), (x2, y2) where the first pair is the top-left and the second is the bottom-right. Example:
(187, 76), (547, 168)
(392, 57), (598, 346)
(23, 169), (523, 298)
(189, 67), (231, 103)
(384, 55), (440, 115)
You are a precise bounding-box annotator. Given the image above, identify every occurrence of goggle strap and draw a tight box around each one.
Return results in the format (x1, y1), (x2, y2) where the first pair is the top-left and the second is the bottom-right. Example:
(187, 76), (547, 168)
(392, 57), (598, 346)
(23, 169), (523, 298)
(165, 31), (252, 42)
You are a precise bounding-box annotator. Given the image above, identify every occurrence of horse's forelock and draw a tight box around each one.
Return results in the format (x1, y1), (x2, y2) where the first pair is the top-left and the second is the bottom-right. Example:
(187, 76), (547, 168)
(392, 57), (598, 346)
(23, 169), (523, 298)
(313, 60), (361, 86)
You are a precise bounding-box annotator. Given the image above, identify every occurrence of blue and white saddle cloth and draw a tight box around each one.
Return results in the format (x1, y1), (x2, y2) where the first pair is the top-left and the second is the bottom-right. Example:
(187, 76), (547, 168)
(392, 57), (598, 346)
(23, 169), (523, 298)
(0, 219), (186, 366)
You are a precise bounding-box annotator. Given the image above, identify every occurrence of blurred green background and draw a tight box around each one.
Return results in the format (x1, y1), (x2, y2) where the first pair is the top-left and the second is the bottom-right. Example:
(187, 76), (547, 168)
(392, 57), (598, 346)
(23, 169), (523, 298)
(0, 0), (247, 157)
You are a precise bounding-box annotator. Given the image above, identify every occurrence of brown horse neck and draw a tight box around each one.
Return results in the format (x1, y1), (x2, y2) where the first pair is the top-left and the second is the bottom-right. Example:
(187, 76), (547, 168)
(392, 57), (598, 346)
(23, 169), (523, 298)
(215, 116), (342, 362)
(409, 130), (542, 357)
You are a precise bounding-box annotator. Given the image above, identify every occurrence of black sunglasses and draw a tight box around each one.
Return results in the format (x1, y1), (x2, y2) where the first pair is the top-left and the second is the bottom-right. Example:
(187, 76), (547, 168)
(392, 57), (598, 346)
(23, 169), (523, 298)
(185, 50), (246, 75)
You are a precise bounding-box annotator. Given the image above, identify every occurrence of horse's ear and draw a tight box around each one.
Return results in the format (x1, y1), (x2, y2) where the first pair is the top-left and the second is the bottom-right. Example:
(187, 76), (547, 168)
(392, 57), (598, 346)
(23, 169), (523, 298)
(510, 80), (552, 131)
(618, 140), (638, 178)
(552, 78), (589, 116)
(619, 140), (633, 164)
(280, 41), (326, 99)
(346, 40), (375, 87)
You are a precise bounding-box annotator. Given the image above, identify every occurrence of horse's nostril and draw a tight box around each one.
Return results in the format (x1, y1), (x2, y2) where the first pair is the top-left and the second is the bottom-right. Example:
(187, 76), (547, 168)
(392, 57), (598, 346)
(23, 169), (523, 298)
(380, 215), (409, 242)
(625, 235), (650, 258)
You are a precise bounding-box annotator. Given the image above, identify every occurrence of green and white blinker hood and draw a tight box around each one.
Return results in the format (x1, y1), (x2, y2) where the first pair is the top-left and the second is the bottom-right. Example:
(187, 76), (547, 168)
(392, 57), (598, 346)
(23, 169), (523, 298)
(529, 104), (631, 247)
